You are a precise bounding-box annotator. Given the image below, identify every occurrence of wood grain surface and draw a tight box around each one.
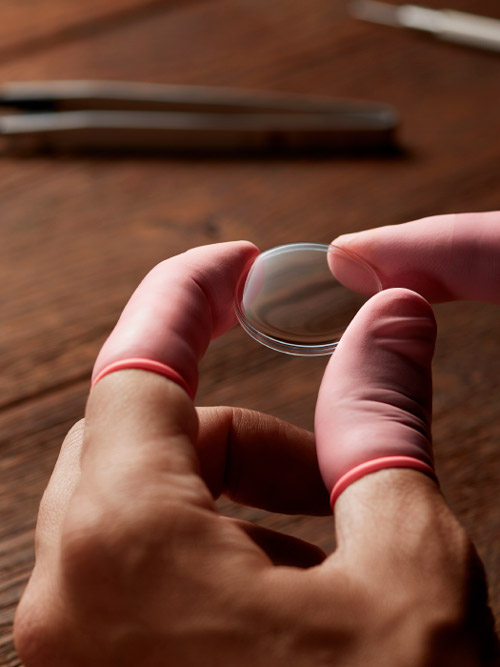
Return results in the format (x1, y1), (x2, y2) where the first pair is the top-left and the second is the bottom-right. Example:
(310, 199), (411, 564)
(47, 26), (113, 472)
(1, 0), (499, 663)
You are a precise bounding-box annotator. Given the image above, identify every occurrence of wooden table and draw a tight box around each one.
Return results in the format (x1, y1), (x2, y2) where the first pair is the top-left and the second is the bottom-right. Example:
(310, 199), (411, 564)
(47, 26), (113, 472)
(1, 0), (499, 663)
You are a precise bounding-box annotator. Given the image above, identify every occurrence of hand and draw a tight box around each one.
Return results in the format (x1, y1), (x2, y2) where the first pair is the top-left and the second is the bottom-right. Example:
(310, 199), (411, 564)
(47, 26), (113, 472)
(14, 234), (499, 666)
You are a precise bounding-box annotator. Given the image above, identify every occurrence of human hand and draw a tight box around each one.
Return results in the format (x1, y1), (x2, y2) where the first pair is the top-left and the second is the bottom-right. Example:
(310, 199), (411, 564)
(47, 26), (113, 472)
(15, 236), (498, 666)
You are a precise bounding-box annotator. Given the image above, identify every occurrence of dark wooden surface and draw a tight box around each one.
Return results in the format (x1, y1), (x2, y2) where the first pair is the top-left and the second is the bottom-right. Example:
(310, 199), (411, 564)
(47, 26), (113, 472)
(1, 0), (500, 663)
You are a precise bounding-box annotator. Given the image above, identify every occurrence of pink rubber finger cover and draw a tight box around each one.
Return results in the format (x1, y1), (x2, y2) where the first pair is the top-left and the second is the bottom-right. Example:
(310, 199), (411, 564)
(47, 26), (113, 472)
(92, 241), (258, 398)
(332, 211), (500, 304)
(315, 288), (438, 505)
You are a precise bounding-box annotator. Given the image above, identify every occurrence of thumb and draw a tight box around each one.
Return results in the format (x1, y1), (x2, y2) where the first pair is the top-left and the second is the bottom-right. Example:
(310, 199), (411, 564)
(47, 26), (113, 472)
(315, 288), (437, 506)
(315, 290), (499, 665)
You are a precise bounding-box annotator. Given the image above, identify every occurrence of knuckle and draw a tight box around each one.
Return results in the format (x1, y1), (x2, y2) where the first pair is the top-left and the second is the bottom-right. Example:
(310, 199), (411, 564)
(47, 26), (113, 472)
(58, 487), (210, 586)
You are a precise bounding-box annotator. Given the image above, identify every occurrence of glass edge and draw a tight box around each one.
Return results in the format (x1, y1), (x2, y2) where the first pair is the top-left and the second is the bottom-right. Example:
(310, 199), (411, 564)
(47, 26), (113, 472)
(233, 240), (383, 356)
(235, 305), (339, 357)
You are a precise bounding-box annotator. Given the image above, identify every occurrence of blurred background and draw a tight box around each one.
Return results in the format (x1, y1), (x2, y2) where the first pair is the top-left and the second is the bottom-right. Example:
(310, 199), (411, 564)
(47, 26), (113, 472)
(0, 1), (499, 663)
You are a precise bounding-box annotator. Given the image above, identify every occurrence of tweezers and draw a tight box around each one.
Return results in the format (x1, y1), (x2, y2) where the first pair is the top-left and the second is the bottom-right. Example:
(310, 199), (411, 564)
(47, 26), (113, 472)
(0, 80), (398, 155)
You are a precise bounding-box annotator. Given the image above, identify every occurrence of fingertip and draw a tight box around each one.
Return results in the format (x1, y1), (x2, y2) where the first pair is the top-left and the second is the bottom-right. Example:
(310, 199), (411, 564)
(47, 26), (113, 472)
(237, 239), (260, 256)
(330, 230), (373, 258)
(92, 240), (260, 393)
(330, 232), (358, 247)
(183, 239), (259, 266)
(328, 238), (382, 296)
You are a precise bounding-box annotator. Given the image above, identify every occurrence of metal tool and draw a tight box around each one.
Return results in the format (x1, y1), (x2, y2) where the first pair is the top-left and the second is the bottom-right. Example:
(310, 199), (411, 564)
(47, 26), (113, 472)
(350, 1), (500, 53)
(0, 80), (398, 155)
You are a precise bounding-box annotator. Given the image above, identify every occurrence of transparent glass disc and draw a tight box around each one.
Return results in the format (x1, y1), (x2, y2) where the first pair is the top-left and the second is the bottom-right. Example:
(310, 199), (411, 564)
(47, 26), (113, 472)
(235, 242), (382, 356)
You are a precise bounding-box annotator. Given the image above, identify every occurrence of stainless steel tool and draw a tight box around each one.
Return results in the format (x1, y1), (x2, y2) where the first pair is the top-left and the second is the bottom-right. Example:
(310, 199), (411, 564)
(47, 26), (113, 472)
(0, 80), (398, 155)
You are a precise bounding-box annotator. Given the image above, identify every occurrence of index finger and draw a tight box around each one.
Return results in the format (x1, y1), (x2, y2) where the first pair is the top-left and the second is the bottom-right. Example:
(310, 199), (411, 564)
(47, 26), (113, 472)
(330, 211), (500, 304)
(92, 241), (258, 398)
(84, 241), (258, 505)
